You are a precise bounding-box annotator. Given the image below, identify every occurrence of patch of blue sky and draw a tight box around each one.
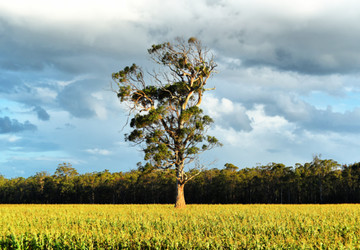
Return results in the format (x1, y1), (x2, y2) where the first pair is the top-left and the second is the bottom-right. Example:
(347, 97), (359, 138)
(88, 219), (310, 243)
(0, 99), (22, 114)
(0, 98), (13, 107)
(0, 149), (86, 178)
(300, 90), (360, 113)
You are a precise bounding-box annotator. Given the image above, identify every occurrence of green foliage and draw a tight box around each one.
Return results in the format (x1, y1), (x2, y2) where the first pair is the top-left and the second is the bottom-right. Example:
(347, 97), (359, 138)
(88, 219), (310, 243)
(112, 37), (220, 191)
(224, 163), (239, 171)
(1, 157), (360, 204)
(54, 163), (78, 178)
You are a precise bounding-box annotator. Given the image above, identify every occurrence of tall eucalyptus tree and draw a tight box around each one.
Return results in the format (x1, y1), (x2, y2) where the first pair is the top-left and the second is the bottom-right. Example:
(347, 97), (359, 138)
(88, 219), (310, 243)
(112, 37), (221, 208)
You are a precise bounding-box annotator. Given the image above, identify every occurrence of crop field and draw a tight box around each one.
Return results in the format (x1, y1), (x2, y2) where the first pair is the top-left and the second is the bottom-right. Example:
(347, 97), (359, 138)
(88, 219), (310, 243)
(0, 204), (359, 249)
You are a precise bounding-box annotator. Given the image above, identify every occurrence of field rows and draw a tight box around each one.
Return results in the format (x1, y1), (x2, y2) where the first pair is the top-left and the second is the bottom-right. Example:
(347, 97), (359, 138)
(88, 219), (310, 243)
(0, 204), (359, 249)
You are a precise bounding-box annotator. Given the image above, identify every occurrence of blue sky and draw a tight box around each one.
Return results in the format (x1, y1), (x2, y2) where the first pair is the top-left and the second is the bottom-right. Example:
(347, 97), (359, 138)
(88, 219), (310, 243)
(1, 0), (360, 178)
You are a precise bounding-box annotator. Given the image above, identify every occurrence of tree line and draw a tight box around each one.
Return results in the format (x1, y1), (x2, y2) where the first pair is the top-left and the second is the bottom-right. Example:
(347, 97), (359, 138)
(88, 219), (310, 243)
(1, 157), (360, 204)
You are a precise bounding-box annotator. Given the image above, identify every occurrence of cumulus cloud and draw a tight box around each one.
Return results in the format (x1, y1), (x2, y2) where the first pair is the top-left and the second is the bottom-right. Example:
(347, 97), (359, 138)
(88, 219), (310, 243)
(0, 116), (37, 134)
(257, 92), (360, 133)
(205, 104), (300, 166)
(203, 95), (252, 131)
(217, 105), (297, 147)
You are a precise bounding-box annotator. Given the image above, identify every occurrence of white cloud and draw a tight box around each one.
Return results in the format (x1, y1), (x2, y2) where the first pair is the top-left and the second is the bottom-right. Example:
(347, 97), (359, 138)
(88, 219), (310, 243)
(49, 76), (92, 88)
(34, 86), (57, 101)
(208, 109), (360, 168)
(203, 95), (252, 131)
(212, 104), (297, 147)
(0, 134), (22, 143)
(0, 1), (140, 22)
(85, 148), (112, 156)
(247, 104), (296, 133)
(8, 135), (21, 142)
(93, 104), (108, 120)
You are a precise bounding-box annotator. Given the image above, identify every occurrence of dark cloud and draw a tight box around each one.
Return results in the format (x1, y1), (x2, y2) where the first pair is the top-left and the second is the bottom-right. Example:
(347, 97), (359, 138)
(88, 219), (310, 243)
(242, 49), (348, 76)
(0, 18), (49, 72)
(0, 16), (146, 77)
(33, 106), (50, 121)
(0, 116), (37, 134)
(209, 12), (360, 76)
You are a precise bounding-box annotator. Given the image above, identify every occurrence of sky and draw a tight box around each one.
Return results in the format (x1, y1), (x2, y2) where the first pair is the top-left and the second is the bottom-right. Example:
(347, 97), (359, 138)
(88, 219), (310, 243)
(1, 0), (360, 178)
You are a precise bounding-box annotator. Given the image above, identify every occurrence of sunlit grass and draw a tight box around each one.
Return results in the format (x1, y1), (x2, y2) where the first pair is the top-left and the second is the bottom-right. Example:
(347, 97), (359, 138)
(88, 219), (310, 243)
(0, 204), (359, 249)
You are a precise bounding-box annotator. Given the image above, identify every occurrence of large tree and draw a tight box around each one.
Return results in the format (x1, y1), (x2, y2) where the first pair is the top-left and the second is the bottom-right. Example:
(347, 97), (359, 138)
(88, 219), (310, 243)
(112, 37), (221, 208)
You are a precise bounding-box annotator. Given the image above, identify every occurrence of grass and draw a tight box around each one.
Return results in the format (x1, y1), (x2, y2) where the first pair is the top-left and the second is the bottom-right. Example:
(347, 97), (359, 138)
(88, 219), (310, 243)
(0, 204), (359, 249)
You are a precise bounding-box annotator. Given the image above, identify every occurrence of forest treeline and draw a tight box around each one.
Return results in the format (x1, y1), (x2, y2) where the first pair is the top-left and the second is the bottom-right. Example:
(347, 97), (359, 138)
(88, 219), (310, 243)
(1, 157), (360, 204)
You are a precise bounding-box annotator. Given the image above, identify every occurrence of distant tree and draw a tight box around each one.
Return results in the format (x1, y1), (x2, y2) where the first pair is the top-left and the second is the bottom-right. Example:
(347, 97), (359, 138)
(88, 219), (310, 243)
(55, 163), (78, 178)
(112, 37), (221, 208)
(26, 171), (50, 203)
(309, 155), (340, 203)
(218, 165), (240, 203)
(81, 172), (100, 204)
(224, 163), (239, 172)
(54, 163), (79, 203)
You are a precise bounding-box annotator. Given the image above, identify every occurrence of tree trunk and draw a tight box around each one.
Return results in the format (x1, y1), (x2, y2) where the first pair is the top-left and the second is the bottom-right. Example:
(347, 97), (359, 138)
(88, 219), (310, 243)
(175, 182), (186, 208)
(91, 189), (95, 204)
(174, 147), (186, 208)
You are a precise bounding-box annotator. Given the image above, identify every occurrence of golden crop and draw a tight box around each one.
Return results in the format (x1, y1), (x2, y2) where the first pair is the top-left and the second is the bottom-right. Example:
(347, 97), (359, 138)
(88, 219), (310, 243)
(0, 204), (359, 249)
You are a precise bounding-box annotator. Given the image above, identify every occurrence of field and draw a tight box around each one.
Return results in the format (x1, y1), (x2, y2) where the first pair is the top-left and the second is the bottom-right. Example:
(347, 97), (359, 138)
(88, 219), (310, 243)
(0, 204), (359, 249)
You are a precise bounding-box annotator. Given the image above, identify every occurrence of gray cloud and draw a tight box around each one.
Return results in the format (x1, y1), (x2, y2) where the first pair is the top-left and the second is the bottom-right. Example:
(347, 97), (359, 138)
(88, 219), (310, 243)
(0, 74), (25, 94)
(0, 12), (150, 121)
(291, 106), (360, 133)
(221, 111), (252, 132)
(56, 80), (96, 118)
(0, 116), (37, 134)
(210, 80), (360, 134)
(0, 15), (148, 76)
(202, 4), (360, 76)
(33, 106), (50, 121)
(1, 0), (360, 178)
(0, 18), (50, 72)
(2, 1), (360, 78)
(259, 93), (360, 133)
